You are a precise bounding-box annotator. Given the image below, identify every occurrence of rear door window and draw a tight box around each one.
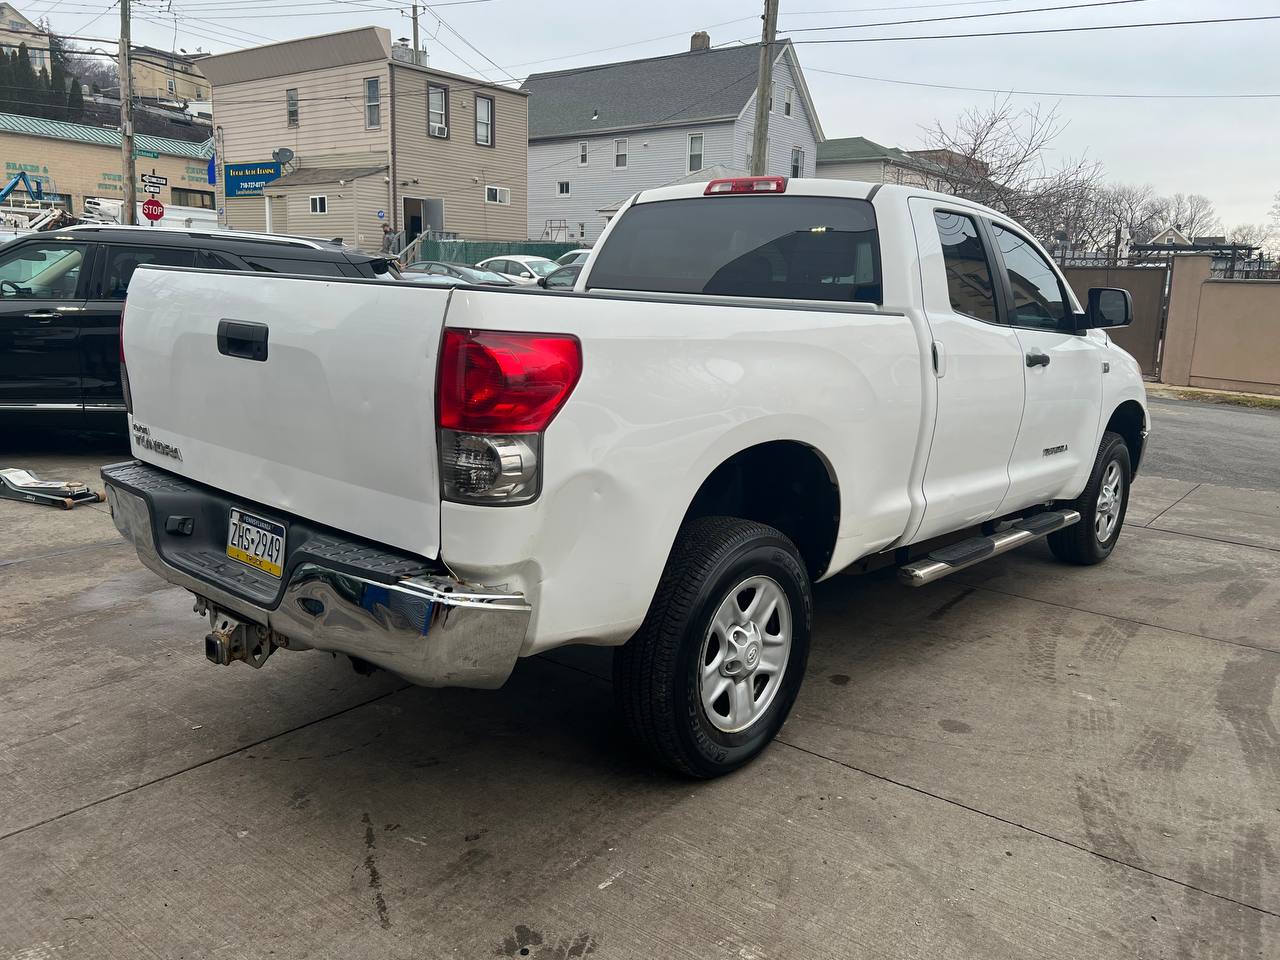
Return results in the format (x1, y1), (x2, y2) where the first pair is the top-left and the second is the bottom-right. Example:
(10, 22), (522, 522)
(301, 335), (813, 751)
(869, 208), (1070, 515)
(934, 211), (998, 324)
(241, 255), (347, 277)
(101, 245), (197, 299)
(587, 194), (881, 303)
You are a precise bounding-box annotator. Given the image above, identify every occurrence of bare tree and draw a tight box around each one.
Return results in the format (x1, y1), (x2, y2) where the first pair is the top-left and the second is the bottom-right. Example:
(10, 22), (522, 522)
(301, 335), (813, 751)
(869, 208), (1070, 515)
(1270, 190), (1280, 226)
(62, 43), (118, 94)
(1150, 192), (1221, 239)
(1227, 222), (1276, 257)
(919, 96), (1104, 246)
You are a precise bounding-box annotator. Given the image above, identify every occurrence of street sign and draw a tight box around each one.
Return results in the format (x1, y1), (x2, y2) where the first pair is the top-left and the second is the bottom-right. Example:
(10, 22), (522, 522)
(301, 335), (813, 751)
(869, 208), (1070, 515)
(142, 198), (165, 221)
(141, 174), (168, 186)
(142, 184), (161, 195)
(135, 149), (160, 160)
(224, 161), (282, 198)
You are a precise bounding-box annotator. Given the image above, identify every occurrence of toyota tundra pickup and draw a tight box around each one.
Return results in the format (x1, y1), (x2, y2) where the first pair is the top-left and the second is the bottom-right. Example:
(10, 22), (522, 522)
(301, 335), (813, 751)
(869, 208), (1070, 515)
(103, 177), (1148, 777)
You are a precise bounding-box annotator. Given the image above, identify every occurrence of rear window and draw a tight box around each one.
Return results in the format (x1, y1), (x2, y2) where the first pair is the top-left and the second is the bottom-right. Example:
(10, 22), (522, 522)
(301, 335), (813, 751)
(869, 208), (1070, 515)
(587, 195), (881, 303)
(242, 255), (347, 277)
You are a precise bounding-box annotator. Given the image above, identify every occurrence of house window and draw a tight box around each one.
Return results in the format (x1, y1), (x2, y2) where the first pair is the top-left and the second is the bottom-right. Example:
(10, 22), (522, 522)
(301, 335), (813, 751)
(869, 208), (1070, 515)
(614, 138), (627, 169)
(557, 181), (570, 196)
(746, 137), (768, 173)
(578, 141), (588, 166)
(1165, 237), (1175, 245)
(167, 78), (175, 94)
(309, 195), (327, 214)
(485, 185), (510, 204)
(365, 77), (381, 128)
(428, 84), (448, 137)
(475, 95), (494, 146)
(784, 87), (794, 117)
(171, 188), (215, 209)
(285, 88), (298, 127)
(790, 147), (804, 179)
(688, 133), (703, 173)
(768, 84), (774, 111)
(578, 222), (586, 238)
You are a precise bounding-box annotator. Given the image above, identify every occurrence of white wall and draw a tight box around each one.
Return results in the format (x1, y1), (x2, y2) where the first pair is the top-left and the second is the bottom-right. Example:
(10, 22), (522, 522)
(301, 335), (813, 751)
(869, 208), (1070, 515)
(732, 49), (820, 178)
(527, 121), (735, 241)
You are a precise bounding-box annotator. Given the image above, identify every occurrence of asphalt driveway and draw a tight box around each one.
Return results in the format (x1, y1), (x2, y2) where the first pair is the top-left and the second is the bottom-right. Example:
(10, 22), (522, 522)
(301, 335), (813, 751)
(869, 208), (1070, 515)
(1, 402), (1278, 959)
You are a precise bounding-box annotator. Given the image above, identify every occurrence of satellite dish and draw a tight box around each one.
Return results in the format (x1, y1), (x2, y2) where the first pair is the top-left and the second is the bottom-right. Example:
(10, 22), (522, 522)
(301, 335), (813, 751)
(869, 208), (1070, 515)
(272, 147), (295, 165)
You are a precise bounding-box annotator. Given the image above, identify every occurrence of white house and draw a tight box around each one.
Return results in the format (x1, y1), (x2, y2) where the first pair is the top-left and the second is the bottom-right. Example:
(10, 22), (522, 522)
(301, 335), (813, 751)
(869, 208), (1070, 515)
(521, 35), (823, 242)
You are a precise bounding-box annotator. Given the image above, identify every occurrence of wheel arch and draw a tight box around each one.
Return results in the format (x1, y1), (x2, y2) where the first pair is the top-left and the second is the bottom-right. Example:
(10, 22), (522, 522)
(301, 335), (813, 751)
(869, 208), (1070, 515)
(681, 439), (841, 580)
(1105, 400), (1147, 475)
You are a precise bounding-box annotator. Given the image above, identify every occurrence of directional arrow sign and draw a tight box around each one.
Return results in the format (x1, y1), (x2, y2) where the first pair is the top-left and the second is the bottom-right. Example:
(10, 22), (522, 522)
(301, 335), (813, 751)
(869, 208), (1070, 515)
(140, 174), (168, 186)
(142, 184), (162, 194)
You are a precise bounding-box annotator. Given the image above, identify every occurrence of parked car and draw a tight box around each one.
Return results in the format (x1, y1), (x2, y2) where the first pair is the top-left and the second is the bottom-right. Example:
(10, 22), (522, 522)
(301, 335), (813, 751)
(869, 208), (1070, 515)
(105, 176), (1147, 778)
(403, 274), (468, 287)
(475, 255), (558, 285)
(538, 263), (581, 289)
(404, 260), (514, 286)
(0, 225), (394, 426)
(555, 248), (592, 267)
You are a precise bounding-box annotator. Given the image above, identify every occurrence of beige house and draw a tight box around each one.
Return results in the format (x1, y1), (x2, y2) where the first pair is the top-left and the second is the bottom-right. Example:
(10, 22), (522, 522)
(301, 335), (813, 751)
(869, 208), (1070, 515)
(816, 136), (947, 190)
(200, 26), (529, 250)
(0, 2), (48, 72)
(131, 46), (211, 103)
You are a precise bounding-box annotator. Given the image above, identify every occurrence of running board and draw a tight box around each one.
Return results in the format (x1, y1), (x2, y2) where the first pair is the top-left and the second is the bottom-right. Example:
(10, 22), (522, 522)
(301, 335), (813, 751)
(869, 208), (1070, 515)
(899, 509), (1081, 587)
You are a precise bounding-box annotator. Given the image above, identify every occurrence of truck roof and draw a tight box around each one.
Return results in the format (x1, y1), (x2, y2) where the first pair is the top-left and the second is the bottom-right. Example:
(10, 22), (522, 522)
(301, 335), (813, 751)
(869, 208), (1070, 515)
(629, 177), (1003, 220)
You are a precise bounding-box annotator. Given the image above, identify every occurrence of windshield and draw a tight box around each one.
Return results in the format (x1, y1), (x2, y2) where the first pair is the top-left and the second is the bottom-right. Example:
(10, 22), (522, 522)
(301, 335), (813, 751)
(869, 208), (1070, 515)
(525, 260), (558, 277)
(587, 195), (882, 303)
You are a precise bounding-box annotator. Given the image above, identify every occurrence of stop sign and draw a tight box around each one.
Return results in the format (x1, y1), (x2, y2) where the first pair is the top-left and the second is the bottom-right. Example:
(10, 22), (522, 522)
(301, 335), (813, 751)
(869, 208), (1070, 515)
(141, 197), (165, 221)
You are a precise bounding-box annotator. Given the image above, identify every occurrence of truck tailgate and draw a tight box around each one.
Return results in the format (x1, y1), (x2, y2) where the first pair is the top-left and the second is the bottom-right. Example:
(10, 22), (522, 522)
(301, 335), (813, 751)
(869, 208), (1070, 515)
(123, 268), (444, 559)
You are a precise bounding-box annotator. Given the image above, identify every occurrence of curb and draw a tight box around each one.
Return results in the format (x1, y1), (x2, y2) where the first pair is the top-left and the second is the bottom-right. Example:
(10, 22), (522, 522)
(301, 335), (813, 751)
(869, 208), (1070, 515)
(1146, 384), (1280, 411)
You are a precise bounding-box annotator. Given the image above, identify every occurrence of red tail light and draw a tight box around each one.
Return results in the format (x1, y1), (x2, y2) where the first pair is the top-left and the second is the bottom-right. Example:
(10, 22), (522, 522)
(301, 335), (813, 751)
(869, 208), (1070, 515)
(705, 176), (787, 195)
(437, 329), (581, 434)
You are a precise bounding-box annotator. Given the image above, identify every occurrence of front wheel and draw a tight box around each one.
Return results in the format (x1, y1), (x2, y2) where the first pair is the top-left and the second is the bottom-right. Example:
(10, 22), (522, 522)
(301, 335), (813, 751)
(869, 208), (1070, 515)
(1048, 430), (1132, 565)
(614, 517), (812, 778)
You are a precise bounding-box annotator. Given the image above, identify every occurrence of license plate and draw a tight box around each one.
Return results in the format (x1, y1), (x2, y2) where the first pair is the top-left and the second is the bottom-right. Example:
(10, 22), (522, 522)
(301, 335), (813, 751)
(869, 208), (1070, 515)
(226, 509), (286, 578)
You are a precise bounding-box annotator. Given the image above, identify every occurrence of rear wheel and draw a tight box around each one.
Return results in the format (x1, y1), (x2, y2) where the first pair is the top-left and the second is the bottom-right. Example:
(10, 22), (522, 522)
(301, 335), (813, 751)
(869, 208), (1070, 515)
(614, 517), (812, 778)
(1048, 431), (1131, 565)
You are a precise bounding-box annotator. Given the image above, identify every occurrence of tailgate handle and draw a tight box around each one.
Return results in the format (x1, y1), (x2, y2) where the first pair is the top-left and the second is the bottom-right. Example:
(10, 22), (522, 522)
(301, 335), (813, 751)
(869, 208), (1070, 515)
(217, 319), (269, 362)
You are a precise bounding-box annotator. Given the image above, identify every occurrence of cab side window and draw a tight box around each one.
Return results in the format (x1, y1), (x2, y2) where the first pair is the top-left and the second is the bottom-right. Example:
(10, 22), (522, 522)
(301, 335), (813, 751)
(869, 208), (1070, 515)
(990, 224), (1069, 331)
(0, 242), (86, 300)
(934, 211), (997, 324)
(102, 246), (197, 299)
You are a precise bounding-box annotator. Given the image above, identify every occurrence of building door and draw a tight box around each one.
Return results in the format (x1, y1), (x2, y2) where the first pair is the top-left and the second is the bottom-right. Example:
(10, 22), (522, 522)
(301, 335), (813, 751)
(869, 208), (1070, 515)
(403, 198), (424, 244)
(0, 238), (89, 408)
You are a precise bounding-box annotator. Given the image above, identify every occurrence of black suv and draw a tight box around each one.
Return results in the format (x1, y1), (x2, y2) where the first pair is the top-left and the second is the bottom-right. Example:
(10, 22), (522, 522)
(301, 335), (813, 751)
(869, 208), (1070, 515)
(0, 225), (393, 426)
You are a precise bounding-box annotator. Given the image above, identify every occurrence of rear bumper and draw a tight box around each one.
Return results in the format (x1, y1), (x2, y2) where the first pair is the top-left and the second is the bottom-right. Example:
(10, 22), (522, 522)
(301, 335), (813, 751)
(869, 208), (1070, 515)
(102, 461), (531, 689)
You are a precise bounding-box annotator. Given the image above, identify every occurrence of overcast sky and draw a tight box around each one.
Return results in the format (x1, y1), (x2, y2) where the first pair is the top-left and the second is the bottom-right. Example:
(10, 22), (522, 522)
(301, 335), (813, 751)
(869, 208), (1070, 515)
(40, 0), (1280, 228)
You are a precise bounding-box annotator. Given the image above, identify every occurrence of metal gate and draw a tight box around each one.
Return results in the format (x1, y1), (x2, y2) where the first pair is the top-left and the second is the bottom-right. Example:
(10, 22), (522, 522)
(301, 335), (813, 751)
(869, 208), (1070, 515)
(1062, 255), (1171, 379)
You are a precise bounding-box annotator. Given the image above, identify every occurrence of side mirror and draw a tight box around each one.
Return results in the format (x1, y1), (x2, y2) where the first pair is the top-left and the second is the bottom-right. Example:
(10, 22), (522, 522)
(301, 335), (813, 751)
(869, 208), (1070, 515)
(520, 272), (532, 279)
(1085, 287), (1132, 328)
(536, 276), (548, 288)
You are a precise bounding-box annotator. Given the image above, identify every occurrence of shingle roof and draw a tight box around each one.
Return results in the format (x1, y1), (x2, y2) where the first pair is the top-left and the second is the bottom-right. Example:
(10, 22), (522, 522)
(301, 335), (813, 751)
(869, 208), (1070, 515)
(271, 165), (387, 187)
(0, 111), (213, 159)
(522, 43), (781, 141)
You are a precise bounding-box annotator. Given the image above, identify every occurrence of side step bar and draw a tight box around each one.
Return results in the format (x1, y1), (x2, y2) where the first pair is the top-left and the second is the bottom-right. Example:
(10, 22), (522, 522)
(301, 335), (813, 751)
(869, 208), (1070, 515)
(899, 509), (1081, 587)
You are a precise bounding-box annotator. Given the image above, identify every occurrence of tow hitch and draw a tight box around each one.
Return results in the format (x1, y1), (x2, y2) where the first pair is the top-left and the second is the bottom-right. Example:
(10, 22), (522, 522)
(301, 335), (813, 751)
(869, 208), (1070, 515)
(200, 602), (277, 668)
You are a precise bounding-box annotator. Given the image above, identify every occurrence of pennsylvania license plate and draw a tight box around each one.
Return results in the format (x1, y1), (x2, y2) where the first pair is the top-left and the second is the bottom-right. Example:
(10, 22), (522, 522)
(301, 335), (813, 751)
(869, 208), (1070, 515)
(226, 509), (286, 578)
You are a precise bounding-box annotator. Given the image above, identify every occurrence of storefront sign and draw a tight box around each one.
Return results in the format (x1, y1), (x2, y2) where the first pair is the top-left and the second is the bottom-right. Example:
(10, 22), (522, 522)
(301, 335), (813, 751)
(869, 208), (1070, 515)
(224, 161), (282, 198)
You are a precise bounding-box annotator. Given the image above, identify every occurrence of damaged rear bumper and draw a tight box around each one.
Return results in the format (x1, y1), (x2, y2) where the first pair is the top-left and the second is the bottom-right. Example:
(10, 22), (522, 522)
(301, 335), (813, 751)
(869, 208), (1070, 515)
(102, 461), (531, 689)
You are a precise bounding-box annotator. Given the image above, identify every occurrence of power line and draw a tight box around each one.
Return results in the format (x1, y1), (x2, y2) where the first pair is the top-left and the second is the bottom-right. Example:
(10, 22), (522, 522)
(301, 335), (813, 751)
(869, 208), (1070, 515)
(783, 14), (1280, 45)
(422, 2), (517, 82)
(783, 0), (1160, 34)
(806, 65), (1280, 100)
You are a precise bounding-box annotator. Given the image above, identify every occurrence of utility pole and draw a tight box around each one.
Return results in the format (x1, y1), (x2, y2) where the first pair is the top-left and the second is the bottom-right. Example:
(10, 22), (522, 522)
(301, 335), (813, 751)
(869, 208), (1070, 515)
(119, 0), (137, 224)
(749, 0), (779, 176)
(411, 3), (421, 65)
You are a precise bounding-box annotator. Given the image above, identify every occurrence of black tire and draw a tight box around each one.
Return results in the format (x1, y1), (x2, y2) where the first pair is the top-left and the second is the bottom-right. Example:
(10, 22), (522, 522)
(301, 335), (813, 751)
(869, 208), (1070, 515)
(1048, 431), (1132, 565)
(614, 516), (812, 778)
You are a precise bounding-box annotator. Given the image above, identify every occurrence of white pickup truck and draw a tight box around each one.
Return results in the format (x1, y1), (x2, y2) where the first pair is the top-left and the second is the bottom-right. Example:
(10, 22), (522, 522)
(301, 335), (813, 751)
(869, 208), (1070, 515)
(104, 176), (1147, 777)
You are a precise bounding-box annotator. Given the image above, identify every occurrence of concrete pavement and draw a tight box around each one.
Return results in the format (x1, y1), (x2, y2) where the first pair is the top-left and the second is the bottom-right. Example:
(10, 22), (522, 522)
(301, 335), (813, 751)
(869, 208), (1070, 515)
(1, 409), (1278, 959)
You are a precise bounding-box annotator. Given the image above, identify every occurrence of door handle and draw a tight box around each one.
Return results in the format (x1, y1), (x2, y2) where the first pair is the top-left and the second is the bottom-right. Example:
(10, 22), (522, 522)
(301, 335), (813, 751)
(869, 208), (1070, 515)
(24, 311), (58, 321)
(217, 319), (269, 362)
(1025, 351), (1051, 368)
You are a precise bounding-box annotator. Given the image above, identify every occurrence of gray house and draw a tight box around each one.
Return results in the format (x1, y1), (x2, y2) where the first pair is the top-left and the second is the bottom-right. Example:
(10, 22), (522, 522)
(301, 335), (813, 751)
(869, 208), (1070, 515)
(522, 35), (823, 242)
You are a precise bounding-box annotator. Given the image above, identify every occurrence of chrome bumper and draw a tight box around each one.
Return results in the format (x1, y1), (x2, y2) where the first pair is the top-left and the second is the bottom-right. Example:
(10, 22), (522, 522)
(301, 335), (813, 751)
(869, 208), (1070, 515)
(105, 484), (532, 689)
